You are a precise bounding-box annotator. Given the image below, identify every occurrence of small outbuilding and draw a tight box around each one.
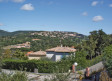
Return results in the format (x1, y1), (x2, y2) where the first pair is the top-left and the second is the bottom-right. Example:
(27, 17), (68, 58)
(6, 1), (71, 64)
(28, 50), (46, 60)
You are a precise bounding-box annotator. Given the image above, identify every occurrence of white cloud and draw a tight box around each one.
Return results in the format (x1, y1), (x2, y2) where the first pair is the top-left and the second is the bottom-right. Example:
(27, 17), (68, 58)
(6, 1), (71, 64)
(91, 1), (98, 6)
(82, 12), (88, 16)
(12, 0), (25, 3)
(92, 16), (104, 22)
(0, 23), (3, 26)
(21, 3), (34, 11)
(109, 4), (112, 7)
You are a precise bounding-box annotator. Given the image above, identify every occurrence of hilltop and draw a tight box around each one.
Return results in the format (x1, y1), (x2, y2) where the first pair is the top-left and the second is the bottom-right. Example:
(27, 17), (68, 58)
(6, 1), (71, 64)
(0, 29), (86, 38)
(0, 29), (88, 51)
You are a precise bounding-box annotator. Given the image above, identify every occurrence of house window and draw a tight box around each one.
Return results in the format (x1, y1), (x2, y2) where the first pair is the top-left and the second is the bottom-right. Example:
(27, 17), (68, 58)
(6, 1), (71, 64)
(61, 55), (66, 59)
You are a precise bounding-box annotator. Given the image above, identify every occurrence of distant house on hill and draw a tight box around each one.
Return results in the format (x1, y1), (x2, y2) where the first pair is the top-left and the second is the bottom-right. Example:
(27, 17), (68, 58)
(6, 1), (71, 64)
(15, 42), (30, 48)
(46, 46), (76, 61)
(27, 50), (46, 60)
(32, 39), (41, 41)
(3, 42), (30, 49)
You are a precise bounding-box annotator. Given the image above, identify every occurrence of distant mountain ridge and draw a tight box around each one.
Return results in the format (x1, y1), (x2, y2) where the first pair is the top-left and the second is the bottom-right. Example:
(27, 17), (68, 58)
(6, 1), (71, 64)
(0, 30), (35, 36)
(0, 29), (86, 38)
(0, 30), (11, 36)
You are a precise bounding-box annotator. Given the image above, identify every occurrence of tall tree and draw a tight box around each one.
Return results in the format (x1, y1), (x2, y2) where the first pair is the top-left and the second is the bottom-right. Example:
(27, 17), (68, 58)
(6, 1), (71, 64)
(0, 46), (3, 72)
(82, 29), (111, 60)
(103, 45), (112, 77)
(3, 49), (12, 59)
(93, 30), (110, 56)
(12, 49), (27, 60)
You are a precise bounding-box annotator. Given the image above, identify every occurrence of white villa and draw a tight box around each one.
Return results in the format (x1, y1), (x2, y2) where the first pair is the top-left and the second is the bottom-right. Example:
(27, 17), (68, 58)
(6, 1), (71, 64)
(46, 46), (76, 61)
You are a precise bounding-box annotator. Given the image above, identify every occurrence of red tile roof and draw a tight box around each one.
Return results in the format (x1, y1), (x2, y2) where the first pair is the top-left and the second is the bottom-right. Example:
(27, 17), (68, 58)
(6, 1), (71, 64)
(29, 51), (46, 56)
(46, 46), (76, 53)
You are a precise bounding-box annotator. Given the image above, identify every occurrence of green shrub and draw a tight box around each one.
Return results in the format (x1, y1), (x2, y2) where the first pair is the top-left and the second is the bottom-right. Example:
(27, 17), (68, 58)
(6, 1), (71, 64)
(44, 71), (71, 81)
(103, 45), (112, 77)
(39, 57), (52, 61)
(2, 53), (102, 73)
(2, 59), (71, 73)
(0, 71), (28, 81)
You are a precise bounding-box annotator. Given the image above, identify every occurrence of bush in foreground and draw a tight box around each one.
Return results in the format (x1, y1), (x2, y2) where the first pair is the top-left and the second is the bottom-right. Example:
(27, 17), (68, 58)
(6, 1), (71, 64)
(2, 59), (71, 73)
(0, 71), (28, 81)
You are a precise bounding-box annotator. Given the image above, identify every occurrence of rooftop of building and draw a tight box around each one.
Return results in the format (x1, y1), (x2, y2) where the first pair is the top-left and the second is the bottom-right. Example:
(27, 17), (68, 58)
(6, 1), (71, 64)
(46, 46), (76, 53)
(28, 50), (46, 56)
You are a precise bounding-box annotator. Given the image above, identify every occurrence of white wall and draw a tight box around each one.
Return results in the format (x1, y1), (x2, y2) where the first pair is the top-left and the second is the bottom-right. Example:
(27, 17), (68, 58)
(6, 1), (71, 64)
(46, 54), (54, 58)
(55, 52), (69, 61)
(46, 52), (75, 61)
(55, 55), (62, 61)
(46, 52), (55, 61)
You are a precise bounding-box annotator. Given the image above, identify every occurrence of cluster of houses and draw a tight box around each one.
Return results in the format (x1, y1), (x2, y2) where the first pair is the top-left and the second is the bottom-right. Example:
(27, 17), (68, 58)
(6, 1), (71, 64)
(30, 31), (80, 39)
(27, 46), (76, 61)
(13, 42), (31, 48)
(4, 42), (31, 49)
(4, 40), (76, 61)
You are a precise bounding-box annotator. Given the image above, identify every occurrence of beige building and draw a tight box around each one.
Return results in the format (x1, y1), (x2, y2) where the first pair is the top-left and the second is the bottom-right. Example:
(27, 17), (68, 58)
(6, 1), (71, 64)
(28, 51), (46, 60)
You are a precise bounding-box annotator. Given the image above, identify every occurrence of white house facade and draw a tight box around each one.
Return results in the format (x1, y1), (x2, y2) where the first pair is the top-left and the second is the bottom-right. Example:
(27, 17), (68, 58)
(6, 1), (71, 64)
(46, 46), (76, 61)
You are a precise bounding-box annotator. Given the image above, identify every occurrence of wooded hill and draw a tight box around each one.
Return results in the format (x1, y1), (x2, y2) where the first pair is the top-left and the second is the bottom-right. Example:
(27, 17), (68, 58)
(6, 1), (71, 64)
(0, 29), (86, 38)
(0, 29), (87, 51)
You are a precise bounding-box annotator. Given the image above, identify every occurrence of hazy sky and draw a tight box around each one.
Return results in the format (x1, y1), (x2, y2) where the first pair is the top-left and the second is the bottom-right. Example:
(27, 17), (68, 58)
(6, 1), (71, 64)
(0, 0), (112, 35)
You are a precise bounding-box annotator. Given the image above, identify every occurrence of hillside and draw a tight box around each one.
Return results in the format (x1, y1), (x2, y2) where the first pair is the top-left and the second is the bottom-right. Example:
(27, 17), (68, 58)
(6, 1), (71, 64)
(0, 29), (88, 51)
(0, 30), (11, 36)
(0, 29), (86, 38)
(0, 30), (36, 36)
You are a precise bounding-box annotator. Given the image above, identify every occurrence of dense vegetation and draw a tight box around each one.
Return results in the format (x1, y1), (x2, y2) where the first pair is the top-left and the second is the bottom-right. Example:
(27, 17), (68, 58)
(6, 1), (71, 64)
(2, 51), (102, 73)
(3, 59), (71, 73)
(0, 30), (87, 52)
(0, 29), (112, 78)
(0, 46), (3, 72)
(0, 71), (28, 81)
(103, 45), (112, 77)
(76, 29), (112, 60)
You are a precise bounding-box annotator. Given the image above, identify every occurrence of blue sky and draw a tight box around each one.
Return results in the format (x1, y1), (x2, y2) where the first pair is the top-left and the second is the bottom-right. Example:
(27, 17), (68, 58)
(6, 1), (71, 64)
(0, 0), (112, 35)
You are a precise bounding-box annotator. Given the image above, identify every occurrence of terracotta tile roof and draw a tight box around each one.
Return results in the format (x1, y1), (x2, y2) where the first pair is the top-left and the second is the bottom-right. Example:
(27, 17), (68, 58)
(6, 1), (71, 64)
(46, 46), (76, 52)
(29, 51), (46, 56)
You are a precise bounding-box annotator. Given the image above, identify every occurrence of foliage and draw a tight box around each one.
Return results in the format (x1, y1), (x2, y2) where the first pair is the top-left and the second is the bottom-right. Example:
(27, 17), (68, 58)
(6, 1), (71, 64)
(2, 51), (103, 74)
(0, 71), (28, 81)
(74, 50), (87, 69)
(100, 71), (112, 81)
(77, 71), (83, 75)
(2, 59), (71, 73)
(1, 29), (110, 74)
(0, 46), (3, 72)
(0, 30), (11, 36)
(61, 50), (102, 70)
(2, 49), (28, 60)
(87, 55), (102, 67)
(78, 29), (111, 60)
(12, 49), (28, 60)
(3, 49), (12, 59)
(61, 50), (88, 70)
(39, 57), (52, 61)
(0, 30), (87, 52)
(103, 45), (112, 77)
(44, 70), (71, 81)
